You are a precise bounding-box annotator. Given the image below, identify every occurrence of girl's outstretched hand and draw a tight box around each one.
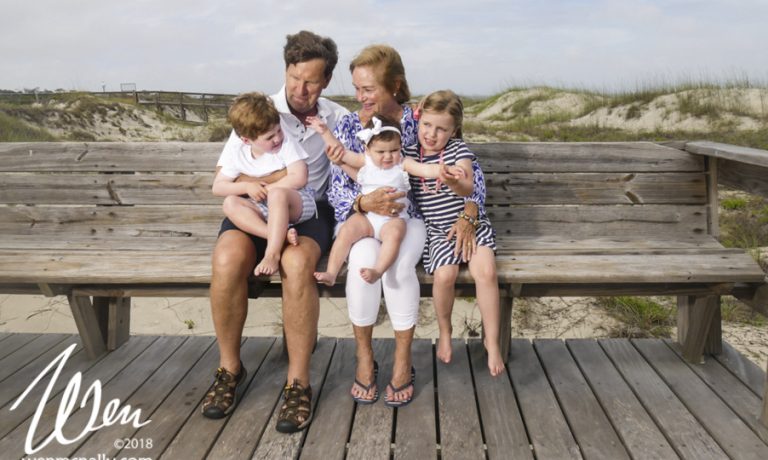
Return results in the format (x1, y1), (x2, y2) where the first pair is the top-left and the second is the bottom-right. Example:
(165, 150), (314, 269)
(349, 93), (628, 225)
(439, 164), (466, 187)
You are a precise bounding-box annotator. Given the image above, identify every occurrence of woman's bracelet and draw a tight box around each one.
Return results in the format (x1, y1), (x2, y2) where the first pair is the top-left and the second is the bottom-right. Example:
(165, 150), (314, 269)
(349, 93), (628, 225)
(353, 194), (366, 214)
(457, 210), (479, 228)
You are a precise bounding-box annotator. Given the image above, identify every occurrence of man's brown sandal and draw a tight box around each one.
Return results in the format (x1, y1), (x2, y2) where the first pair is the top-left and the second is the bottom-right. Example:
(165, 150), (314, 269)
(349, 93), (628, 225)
(201, 362), (247, 419)
(276, 379), (313, 433)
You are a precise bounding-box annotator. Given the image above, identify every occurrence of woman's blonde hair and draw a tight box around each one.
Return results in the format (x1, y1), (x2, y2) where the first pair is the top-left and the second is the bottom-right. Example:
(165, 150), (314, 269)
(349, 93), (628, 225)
(349, 44), (411, 104)
(420, 90), (464, 139)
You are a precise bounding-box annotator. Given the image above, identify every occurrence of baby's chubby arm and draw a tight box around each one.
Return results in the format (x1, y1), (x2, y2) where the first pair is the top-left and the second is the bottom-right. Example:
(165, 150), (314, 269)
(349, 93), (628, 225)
(306, 116), (364, 169)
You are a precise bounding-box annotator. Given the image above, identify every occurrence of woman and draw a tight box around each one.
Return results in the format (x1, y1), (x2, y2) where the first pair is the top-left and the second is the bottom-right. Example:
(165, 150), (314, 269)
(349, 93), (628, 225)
(326, 44), (424, 406)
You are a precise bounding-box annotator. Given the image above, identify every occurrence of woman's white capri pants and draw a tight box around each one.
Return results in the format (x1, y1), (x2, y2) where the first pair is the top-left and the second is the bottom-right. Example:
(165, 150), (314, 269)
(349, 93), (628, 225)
(343, 218), (426, 331)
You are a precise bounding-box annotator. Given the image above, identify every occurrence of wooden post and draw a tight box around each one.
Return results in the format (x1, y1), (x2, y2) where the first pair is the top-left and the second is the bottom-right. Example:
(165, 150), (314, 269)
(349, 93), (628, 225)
(677, 295), (721, 363)
(67, 294), (107, 358)
(108, 297), (131, 350)
(179, 92), (186, 121)
(761, 361), (768, 429)
(706, 157), (720, 237)
(499, 287), (514, 362)
(202, 95), (209, 122)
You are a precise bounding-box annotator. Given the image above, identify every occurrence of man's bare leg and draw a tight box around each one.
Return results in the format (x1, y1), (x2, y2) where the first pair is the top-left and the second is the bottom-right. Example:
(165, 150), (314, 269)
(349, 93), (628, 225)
(280, 235), (322, 387)
(210, 230), (257, 374)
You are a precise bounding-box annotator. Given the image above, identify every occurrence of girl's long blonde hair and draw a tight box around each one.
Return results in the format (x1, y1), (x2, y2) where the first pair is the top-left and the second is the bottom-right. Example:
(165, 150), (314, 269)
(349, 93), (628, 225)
(419, 90), (464, 139)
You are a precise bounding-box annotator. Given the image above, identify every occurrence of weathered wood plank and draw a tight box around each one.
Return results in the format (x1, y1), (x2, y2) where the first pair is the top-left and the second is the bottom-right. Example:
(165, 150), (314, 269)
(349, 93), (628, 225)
(301, 338), (358, 460)
(633, 339), (768, 459)
(534, 339), (630, 459)
(0, 142), (222, 172)
(0, 336), (156, 454)
(468, 340), (532, 460)
(30, 336), (186, 458)
(567, 339), (678, 459)
(507, 339), (582, 459)
(169, 338), (275, 460)
(0, 235), (219, 251)
(685, 141), (768, 168)
(435, 340), (484, 459)
(488, 204), (709, 238)
(663, 340), (768, 438)
(134, 337), (273, 459)
(393, 339), (437, 459)
(67, 294), (107, 358)
(484, 172), (707, 205)
(599, 339), (727, 459)
(0, 333), (69, 382)
(347, 339), (395, 460)
(1, 249), (763, 286)
(471, 142), (705, 173)
(0, 333), (40, 361)
(72, 336), (215, 458)
(251, 338), (335, 459)
(718, 158), (768, 198)
(107, 296), (130, 351)
(713, 341), (766, 396)
(0, 205), (221, 238)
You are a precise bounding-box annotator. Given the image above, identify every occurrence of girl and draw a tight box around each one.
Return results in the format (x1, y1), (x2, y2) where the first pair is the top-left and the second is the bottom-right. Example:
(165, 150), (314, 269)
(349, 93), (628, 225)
(404, 90), (505, 376)
(309, 114), (464, 286)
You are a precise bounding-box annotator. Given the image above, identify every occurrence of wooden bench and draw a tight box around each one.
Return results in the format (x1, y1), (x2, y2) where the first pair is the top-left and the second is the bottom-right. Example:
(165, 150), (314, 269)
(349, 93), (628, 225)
(1, 140), (767, 425)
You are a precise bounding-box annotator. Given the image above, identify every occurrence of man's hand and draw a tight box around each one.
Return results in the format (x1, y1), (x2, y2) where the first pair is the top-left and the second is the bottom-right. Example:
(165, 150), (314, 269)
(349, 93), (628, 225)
(234, 168), (287, 185)
(246, 182), (268, 202)
(359, 187), (406, 216)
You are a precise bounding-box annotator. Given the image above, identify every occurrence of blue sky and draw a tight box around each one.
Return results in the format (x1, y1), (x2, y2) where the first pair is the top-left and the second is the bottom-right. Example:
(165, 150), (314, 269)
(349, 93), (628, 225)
(1, 0), (767, 96)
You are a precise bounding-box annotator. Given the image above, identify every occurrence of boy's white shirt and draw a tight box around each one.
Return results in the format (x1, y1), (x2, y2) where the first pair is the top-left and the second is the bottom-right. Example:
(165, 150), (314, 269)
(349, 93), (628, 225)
(215, 87), (349, 200)
(217, 131), (308, 181)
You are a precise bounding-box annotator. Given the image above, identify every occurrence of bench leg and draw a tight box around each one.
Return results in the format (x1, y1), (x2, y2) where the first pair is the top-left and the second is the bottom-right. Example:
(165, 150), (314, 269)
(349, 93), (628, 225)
(67, 294), (107, 359)
(761, 361), (768, 429)
(499, 292), (513, 362)
(677, 295), (722, 363)
(67, 294), (131, 358)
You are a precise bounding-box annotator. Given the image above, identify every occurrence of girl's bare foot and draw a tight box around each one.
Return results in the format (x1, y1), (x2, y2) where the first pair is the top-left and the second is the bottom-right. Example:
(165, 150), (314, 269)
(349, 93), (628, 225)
(314, 271), (337, 286)
(254, 253), (280, 276)
(359, 267), (382, 284)
(286, 228), (299, 246)
(484, 340), (506, 376)
(436, 332), (452, 364)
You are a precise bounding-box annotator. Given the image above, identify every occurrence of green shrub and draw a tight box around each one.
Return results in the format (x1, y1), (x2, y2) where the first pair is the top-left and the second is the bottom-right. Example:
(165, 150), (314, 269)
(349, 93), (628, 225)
(597, 296), (675, 338)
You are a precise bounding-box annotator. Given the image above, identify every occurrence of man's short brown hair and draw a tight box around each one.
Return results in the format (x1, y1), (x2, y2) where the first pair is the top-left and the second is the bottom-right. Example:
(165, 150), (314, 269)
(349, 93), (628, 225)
(283, 30), (339, 80)
(227, 92), (280, 140)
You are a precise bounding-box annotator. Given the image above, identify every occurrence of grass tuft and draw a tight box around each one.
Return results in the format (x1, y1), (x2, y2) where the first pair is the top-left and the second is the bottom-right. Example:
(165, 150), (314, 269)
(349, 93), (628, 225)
(597, 296), (675, 338)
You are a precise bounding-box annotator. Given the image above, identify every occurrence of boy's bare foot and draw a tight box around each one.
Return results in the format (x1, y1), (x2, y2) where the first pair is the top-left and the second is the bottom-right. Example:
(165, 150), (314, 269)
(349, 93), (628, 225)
(359, 267), (382, 284)
(314, 271), (337, 286)
(436, 333), (452, 364)
(254, 253), (280, 276)
(286, 228), (299, 246)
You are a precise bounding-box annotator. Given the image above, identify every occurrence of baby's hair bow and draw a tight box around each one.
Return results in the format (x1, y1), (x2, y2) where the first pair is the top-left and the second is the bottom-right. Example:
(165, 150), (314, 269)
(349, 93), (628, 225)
(355, 116), (401, 145)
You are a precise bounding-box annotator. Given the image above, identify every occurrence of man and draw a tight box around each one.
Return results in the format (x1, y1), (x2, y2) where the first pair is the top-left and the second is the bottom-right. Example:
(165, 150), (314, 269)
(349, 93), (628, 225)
(201, 31), (347, 433)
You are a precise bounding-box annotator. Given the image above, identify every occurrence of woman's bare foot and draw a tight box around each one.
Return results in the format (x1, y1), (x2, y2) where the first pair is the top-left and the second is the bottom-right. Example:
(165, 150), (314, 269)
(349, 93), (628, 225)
(286, 228), (299, 246)
(254, 253), (280, 276)
(313, 271), (337, 286)
(359, 267), (382, 284)
(385, 362), (414, 406)
(351, 359), (378, 402)
(436, 332), (453, 364)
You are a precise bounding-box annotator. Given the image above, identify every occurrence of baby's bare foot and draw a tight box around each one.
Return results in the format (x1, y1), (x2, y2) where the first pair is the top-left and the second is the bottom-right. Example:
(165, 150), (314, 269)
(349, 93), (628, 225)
(359, 267), (382, 284)
(286, 228), (299, 246)
(254, 253), (280, 276)
(314, 271), (337, 286)
(436, 334), (452, 364)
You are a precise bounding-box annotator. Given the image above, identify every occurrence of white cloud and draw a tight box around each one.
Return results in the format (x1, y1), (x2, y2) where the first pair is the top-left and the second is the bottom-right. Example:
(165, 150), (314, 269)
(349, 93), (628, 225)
(1, 0), (766, 95)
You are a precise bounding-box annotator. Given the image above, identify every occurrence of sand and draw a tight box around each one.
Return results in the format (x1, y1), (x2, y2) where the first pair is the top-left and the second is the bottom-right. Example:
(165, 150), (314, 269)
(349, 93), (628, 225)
(2, 292), (765, 372)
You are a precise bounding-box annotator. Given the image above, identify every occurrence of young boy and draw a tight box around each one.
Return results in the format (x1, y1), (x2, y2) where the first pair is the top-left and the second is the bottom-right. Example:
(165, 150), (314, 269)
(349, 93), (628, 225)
(212, 92), (316, 276)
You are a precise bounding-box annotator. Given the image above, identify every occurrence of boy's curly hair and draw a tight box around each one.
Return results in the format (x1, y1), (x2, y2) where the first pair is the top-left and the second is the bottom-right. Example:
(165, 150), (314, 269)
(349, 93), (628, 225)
(227, 92), (279, 140)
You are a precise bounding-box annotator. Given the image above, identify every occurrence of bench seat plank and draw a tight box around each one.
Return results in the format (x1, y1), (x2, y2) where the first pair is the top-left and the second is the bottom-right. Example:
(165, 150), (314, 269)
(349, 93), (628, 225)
(0, 248), (762, 285)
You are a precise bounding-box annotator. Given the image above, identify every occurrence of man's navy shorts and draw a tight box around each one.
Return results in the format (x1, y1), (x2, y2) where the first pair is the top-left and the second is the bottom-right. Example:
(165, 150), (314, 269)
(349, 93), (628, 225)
(217, 200), (334, 262)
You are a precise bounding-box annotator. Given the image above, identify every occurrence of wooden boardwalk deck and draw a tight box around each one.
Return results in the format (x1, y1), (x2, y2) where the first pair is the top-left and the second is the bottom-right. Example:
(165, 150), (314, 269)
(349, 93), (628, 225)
(0, 332), (766, 459)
